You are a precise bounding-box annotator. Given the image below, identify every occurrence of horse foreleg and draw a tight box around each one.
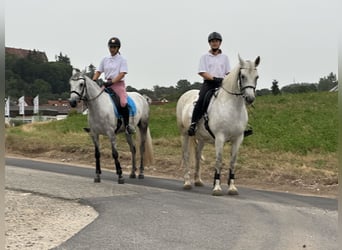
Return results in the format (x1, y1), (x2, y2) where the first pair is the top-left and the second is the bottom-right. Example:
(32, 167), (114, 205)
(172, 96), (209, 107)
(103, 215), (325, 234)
(227, 135), (243, 195)
(111, 142), (124, 184)
(212, 137), (224, 196)
(125, 133), (137, 179)
(182, 135), (192, 189)
(194, 140), (204, 186)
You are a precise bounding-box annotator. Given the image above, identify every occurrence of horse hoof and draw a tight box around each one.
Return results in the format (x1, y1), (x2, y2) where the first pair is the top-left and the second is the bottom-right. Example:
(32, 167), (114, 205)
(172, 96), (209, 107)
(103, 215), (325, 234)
(118, 178), (125, 184)
(228, 189), (239, 195)
(138, 174), (144, 179)
(212, 189), (223, 196)
(94, 177), (101, 183)
(194, 181), (204, 187)
(183, 184), (192, 190)
(129, 173), (136, 179)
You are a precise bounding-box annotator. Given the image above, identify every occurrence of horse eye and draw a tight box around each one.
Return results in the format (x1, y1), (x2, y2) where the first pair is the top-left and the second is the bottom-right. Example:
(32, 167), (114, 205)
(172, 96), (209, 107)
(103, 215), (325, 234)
(241, 75), (245, 80)
(80, 83), (84, 88)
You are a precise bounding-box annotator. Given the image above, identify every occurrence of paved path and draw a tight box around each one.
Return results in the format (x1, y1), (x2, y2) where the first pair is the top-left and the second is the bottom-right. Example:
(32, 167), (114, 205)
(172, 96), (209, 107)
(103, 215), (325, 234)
(5, 157), (338, 250)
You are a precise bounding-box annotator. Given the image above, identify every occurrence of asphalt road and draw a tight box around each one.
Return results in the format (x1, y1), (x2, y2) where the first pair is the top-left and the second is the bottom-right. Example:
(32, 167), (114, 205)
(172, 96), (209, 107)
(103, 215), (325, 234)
(5, 157), (338, 250)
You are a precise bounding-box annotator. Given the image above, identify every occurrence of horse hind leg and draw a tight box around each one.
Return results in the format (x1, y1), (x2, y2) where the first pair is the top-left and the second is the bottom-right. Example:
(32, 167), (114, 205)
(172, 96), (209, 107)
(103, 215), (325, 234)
(111, 141), (124, 184)
(125, 132), (137, 179)
(91, 134), (101, 183)
(137, 122), (148, 179)
(182, 135), (192, 189)
(194, 140), (204, 186)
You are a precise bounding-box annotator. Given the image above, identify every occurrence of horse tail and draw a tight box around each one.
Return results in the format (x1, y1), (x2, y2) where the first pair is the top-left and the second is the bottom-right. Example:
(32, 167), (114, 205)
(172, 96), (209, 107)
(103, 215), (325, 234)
(136, 126), (154, 166)
(143, 127), (154, 165)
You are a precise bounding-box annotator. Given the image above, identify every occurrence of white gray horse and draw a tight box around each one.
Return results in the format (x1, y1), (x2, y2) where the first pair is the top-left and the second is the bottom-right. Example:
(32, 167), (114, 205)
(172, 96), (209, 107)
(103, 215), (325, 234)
(176, 55), (260, 195)
(69, 69), (153, 184)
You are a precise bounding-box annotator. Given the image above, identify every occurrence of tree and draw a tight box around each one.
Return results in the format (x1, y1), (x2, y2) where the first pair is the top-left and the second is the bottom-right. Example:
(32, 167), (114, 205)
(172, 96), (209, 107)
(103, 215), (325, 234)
(318, 72), (337, 91)
(176, 79), (191, 93)
(56, 52), (71, 64)
(256, 88), (271, 96)
(86, 64), (96, 79)
(126, 85), (138, 92)
(281, 83), (317, 94)
(271, 79), (281, 95)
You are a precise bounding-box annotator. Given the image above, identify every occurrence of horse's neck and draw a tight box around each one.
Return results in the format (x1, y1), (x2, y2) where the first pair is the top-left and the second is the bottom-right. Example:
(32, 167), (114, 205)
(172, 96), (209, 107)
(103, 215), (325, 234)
(221, 66), (240, 94)
(85, 78), (102, 99)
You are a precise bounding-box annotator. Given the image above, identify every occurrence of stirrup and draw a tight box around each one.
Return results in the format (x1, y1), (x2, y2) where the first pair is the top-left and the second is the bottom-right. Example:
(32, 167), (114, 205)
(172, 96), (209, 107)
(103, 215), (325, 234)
(83, 127), (90, 133)
(188, 123), (196, 136)
(244, 128), (253, 137)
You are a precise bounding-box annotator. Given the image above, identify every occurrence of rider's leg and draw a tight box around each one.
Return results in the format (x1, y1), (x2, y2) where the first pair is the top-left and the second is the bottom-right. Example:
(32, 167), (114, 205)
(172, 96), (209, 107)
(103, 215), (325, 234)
(188, 82), (216, 136)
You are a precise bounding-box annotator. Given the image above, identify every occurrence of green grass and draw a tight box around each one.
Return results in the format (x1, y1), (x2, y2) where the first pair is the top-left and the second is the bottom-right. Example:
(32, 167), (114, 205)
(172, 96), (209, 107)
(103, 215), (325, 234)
(245, 92), (338, 154)
(6, 92), (338, 155)
(149, 103), (179, 138)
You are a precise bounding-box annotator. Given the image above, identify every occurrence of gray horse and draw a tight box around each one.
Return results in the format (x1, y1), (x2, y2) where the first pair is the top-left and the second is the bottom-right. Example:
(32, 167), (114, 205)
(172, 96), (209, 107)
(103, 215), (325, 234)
(69, 69), (153, 184)
(176, 55), (260, 195)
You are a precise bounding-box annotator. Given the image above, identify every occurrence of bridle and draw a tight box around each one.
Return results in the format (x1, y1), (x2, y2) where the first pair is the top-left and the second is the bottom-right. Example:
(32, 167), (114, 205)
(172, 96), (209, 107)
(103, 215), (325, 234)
(221, 67), (257, 96)
(70, 77), (104, 102)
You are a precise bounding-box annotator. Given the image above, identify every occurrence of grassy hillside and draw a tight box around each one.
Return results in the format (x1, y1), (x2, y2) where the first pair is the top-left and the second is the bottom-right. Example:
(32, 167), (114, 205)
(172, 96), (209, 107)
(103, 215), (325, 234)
(5, 91), (338, 196)
(6, 91), (337, 154)
(150, 92), (338, 154)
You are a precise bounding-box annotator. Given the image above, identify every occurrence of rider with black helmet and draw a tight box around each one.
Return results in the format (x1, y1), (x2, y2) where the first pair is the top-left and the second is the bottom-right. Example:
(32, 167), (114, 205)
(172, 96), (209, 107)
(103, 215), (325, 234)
(93, 37), (135, 134)
(187, 32), (231, 136)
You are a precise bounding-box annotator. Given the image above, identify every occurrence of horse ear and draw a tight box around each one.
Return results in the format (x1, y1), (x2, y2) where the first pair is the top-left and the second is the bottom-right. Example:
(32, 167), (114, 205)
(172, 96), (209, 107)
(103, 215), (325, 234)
(238, 54), (244, 66)
(254, 56), (260, 67)
(72, 68), (80, 75)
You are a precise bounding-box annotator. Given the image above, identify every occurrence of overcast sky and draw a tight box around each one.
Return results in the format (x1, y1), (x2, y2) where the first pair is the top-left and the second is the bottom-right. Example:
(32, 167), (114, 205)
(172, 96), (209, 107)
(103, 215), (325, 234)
(5, 0), (339, 90)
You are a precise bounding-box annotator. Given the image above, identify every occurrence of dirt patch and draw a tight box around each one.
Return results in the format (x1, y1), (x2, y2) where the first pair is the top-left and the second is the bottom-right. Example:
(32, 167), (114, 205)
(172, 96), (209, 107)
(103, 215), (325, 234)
(5, 190), (98, 250)
(6, 140), (338, 198)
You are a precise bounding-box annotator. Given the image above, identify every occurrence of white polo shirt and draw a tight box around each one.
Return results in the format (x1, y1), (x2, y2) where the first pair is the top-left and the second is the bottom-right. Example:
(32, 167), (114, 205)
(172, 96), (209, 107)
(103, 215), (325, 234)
(198, 52), (231, 78)
(97, 53), (128, 80)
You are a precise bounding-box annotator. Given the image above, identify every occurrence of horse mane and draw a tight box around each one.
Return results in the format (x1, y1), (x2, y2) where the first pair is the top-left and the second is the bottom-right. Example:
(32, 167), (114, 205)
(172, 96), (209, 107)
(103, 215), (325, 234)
(223, 64), (241, 92)
(222, 59), (255, 92)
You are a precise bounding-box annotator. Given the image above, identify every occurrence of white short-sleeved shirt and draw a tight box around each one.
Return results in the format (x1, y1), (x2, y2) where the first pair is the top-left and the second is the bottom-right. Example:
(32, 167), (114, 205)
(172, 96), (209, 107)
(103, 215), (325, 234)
(198, 52), (231, 78)
(97, 54), (128, 80)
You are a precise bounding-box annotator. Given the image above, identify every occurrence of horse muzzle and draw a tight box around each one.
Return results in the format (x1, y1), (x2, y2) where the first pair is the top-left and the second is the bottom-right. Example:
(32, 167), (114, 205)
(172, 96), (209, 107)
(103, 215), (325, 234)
(241, 85), (256, 105)
(244, 95), (255, 105)
(69, 99), (78, 108)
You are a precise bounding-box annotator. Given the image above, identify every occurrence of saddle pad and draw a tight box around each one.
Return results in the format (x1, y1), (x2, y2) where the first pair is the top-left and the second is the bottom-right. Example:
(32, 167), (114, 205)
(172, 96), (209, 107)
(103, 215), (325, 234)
(110, 96), (137, 118)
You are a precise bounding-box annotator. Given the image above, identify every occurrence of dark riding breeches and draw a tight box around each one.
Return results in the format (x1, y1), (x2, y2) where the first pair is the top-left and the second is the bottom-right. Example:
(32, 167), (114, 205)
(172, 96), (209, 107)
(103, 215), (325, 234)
(191, 80), (221, 124)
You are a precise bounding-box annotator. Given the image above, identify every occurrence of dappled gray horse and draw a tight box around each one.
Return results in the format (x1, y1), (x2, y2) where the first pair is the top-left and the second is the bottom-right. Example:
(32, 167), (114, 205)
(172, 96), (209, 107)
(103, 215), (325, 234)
(176, 55), (260, 195)
(69, 70), (153, 183)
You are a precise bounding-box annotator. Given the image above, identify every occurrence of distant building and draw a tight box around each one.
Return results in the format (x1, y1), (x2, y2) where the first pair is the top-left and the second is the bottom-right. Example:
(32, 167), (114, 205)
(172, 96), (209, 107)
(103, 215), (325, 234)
(329, 84), (338, 92)
(5, 47), (48, 62)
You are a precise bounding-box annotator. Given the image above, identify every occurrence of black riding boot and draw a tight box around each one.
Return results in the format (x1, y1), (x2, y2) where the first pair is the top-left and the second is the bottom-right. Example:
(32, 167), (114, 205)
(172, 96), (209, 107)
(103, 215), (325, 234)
(121, 105), (135, 134)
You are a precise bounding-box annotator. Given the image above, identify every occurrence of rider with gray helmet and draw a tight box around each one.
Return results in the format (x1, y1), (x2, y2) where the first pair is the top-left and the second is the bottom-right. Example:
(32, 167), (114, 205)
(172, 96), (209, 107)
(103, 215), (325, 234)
(187, 32), (231, 136)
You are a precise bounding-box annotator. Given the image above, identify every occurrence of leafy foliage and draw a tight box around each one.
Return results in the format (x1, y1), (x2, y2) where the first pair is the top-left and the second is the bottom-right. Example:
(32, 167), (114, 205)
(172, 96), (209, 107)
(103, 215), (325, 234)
(5, 51), (72, 103)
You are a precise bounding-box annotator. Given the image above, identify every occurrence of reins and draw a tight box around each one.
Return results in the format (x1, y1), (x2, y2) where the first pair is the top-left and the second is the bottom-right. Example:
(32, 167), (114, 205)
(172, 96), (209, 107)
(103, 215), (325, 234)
(70, 77), (105, 102)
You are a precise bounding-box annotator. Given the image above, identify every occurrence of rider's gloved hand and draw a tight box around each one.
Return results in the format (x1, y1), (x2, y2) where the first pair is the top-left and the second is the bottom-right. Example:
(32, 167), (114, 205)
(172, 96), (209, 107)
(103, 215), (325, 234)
(213, 77), (223, 86)
(104, 79), (113, 87)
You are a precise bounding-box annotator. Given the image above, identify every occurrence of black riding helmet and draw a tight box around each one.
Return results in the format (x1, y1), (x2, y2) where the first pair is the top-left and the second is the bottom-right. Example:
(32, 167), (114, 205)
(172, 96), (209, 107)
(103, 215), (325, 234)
(208, 32), (222, 42)
(108, 37), (121, 48)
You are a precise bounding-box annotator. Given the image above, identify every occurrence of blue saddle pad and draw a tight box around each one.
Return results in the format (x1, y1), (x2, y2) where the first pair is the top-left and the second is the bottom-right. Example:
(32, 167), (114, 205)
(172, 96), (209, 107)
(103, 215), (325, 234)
(111, 96), (137, 118)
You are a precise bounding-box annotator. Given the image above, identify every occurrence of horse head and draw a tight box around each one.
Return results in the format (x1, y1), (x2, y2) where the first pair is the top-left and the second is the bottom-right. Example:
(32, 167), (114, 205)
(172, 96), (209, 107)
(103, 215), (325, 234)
(237, 54), (260, 105)
(69, 68), (87, 108)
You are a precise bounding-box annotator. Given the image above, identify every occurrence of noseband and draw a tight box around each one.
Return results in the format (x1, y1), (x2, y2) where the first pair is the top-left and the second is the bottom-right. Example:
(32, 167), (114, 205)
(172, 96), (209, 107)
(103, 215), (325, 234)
(221, 67), (256, 96)
(70, 77), (104, 102)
